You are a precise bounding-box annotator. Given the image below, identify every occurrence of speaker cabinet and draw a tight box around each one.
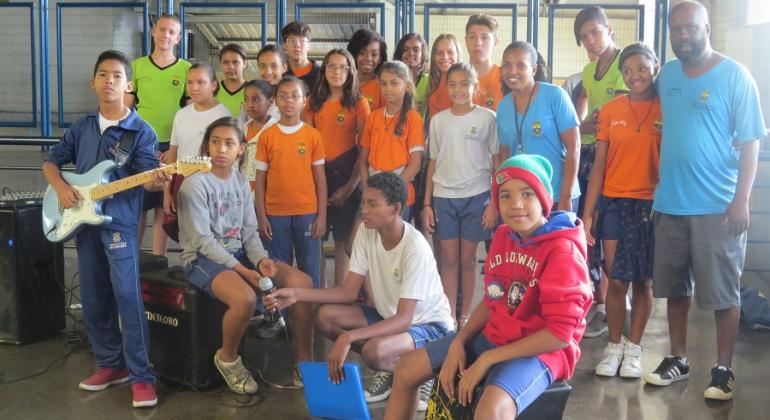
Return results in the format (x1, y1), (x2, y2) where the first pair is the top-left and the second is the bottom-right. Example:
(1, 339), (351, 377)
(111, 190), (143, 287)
(0, 205), (65, 344)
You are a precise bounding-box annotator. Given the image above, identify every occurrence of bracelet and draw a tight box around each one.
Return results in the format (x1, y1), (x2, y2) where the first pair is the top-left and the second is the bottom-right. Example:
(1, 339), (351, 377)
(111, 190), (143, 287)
(422, 203), (431, 208)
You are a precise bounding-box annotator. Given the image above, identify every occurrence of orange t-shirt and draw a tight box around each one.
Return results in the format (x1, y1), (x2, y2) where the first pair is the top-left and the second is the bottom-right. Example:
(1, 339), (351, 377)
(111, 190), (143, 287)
(361, 108), (425, 206)
(303, 97), (371, 161)
(473, 65), (504, 111)
(360, 78), (383, 110)
(427, 74), (452, 119)
(292, 62), (314, 79)
(255, 123), (326, 215)
(595, 95), (662, 200)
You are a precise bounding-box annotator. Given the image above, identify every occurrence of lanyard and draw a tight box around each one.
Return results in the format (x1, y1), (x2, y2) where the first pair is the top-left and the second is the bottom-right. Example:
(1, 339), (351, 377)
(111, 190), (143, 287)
(514, 82), (537, 154)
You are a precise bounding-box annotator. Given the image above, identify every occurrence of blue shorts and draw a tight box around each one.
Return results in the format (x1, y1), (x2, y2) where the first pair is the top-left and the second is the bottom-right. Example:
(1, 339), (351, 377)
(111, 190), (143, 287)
(597, 196), (654, 282)
(425, 333), (553, 414)
(433, 191), (492, 242)
(358, 304), (452, 348)
(184, 250), (255, 297)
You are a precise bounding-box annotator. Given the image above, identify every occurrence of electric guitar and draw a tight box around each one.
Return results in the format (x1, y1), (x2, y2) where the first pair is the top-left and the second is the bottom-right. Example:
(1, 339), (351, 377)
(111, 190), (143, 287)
(42, 157), (211, 242)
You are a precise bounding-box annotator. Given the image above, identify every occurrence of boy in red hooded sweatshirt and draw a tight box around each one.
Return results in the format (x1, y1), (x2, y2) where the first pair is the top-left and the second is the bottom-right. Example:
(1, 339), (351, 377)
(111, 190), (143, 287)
(384, 154), (592, 419)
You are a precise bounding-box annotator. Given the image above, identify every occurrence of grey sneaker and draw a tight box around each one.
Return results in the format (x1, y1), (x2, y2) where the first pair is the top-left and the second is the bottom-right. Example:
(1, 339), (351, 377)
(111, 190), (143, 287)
(584, 310), (608, 338)
(214, 350), (258, 394)
(364, 371), (393, 403)
(417, 378), (434, 412)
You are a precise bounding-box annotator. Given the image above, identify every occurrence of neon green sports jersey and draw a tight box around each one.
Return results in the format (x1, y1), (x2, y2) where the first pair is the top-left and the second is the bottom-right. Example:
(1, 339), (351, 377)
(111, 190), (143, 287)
(581, 51), (627, 145)
(131, 56), (191, 142)
(215, 81), (245, 117)
(413, 71), (430, 119)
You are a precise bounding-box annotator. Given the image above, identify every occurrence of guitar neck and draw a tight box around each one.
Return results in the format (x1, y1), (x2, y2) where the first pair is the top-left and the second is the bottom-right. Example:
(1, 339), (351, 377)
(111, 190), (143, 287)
(91, 165), (176, 200)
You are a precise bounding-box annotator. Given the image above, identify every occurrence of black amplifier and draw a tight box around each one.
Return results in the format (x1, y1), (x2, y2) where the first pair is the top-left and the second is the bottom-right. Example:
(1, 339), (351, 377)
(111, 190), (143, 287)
(141, 267), (226, 388)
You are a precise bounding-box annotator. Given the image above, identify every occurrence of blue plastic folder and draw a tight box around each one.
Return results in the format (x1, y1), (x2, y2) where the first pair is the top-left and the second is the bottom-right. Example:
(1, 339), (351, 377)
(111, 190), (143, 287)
(299, 361), (371, 420)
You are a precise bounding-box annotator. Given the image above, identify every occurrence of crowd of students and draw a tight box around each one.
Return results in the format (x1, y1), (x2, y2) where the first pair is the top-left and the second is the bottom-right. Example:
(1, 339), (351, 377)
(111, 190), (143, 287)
(41, 1), (765, 417)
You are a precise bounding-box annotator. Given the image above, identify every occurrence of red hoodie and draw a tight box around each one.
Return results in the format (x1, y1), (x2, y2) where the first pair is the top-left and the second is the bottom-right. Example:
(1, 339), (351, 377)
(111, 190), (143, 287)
(481, 212), (592, 380)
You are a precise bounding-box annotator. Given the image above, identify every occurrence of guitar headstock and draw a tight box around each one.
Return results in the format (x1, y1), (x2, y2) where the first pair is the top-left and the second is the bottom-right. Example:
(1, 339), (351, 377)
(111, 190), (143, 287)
(175, 157), (212, 176)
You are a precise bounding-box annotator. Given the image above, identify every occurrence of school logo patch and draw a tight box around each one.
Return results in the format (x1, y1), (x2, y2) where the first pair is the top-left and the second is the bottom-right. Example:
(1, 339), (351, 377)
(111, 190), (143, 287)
(108, 231), (127, 250)
(486, 96), (494, 107)
(486, 280), (505, 301)
(495, 173), (509, 186)
(532, 121), (542, 136)
(606, 87), (615, 95)
(507, 281), (527, 309)
(700, 90), (710, 102)
(172, 79), (180, 86)
(470, 126), (478, 136)
(392, 267), (401, 284)
(336, 111), (346, 124)
(654, 119), (663, 130)
(366, 96), (374, 106)
(298, 143), (307, 155)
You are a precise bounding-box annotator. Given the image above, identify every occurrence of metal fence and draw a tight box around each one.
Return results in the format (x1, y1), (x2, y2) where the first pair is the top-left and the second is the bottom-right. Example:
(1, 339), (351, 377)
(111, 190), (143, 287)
(55, 2), (149, 127)
(178, 2), (268, 81)
(0, 3), (37, 128)
(292, 2), (390, 60)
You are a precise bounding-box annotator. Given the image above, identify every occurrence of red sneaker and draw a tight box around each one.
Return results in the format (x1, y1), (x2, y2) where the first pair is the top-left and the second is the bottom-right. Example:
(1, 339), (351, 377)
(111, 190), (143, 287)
(131, 383), (158, 408)
(78, 368), (130, 391)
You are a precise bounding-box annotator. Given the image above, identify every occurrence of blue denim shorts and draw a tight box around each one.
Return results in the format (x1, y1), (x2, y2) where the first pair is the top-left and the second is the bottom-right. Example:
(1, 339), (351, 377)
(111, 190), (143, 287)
(433, 191), (492, 242)
(597, 196), (654, 282)
(358, 304), (452, 348)
(184, 250), (255, 297)
(425, 333), (553, 414)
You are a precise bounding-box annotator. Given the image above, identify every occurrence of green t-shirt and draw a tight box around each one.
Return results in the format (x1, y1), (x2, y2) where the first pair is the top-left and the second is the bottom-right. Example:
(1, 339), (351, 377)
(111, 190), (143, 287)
(131, 56), (191, 142)
(581, 51), (627, 145)
(414, 71), (430, 118)
(215, 81), (245, 118)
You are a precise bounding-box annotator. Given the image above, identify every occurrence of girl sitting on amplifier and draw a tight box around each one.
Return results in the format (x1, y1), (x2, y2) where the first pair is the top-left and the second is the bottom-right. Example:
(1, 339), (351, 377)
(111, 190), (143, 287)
(176, 117), (314, 393)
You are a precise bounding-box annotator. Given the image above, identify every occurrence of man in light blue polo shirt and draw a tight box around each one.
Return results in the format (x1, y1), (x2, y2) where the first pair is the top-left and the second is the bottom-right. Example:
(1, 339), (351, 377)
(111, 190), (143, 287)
(642, 1), (766, 402)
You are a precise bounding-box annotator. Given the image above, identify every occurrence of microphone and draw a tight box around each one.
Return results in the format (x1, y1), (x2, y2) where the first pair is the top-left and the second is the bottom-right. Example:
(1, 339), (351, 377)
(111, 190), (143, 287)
(258, 277), (286, 328)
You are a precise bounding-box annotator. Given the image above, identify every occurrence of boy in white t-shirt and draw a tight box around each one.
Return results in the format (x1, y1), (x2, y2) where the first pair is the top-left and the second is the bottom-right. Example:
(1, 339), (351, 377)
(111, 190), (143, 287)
(263, 172), (454, 411)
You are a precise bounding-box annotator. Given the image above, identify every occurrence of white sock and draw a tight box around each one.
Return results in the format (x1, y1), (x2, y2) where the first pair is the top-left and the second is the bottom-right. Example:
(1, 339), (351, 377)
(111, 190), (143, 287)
(597, 303), (606, 314)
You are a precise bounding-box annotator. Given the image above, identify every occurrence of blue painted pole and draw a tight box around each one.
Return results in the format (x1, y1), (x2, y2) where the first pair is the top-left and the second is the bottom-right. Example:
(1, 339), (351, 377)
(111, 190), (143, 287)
(40, 0), (51, 136)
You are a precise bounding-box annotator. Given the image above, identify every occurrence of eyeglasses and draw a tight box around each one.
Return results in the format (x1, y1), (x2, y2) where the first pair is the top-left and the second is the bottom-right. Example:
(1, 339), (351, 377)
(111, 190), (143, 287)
(284, 36), (309, 46)
(277, 93), (303, 102)
(326, 64), (350, 73)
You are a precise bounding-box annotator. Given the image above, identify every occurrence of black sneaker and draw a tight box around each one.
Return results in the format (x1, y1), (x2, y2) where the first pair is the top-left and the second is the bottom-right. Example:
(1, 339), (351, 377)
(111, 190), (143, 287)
(704, 365), (735, 401)
(254, 312), (285, 339)
(643, 355), (689, 386)
(364, 371), (393, 403)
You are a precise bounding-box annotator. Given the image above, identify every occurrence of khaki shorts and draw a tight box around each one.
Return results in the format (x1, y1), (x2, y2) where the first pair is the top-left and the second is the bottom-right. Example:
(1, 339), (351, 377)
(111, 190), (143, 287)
(652, 212), (746, 310)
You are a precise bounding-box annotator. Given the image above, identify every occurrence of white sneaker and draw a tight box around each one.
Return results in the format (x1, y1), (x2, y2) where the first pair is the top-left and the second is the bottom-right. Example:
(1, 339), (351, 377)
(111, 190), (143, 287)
(595, 341), (624, 377)
(416, 378), (434, 412)
(619, 341), (643, 378)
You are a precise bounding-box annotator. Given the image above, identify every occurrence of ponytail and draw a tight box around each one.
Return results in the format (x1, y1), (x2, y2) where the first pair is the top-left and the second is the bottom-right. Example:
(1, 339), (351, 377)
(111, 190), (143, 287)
(395, 90), (413, 137)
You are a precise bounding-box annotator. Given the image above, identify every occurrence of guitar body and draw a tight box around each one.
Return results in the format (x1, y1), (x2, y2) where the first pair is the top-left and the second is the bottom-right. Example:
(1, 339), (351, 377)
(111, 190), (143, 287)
(42, 157), (211, 243)
(42, 160), (116, 242)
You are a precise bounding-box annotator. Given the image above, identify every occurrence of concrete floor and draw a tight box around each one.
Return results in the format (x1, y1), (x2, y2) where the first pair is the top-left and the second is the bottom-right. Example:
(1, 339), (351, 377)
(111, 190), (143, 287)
(1, 148), (770, 419)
